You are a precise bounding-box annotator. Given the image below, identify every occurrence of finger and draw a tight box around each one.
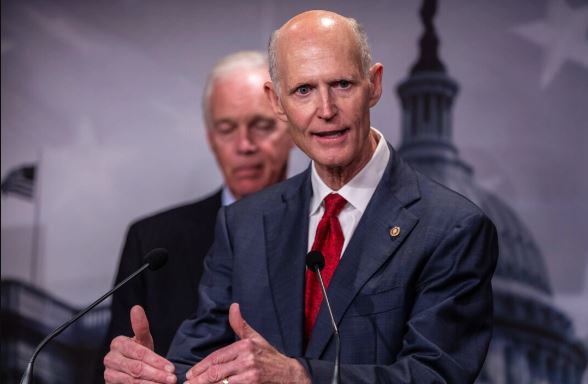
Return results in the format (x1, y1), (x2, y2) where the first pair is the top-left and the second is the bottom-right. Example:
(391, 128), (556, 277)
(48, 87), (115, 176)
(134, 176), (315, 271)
(120, 358), (177, 383)
(104, 349), (176, 384)
(104, 366), (135, 384)
(187, 343), (240, 379)
(109, 336), (176, 374)
(213, 371), (260, 384)
(187, 359), (239, 384)
(188, 353), (256, 384)
(228, 303), (262, 341)
(190, 369), (266, 384)
(105, 366), (175, 384)
(131, 305), (154, 350)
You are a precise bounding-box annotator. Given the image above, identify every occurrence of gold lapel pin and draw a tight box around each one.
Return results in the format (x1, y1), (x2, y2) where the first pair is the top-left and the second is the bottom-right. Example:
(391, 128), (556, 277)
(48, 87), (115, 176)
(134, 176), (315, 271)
(390, 226), (400, 237)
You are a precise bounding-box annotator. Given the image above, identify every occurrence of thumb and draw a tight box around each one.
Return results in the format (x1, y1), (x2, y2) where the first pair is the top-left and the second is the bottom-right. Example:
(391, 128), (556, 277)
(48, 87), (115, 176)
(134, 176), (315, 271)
(130, 305), (154, 350)
(229, 303), (262, 341)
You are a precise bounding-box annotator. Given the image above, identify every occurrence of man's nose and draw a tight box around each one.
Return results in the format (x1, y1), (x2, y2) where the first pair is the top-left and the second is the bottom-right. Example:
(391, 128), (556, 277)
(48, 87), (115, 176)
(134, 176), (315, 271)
(236, 126), (257, 154)
(317, 88), (337, 121)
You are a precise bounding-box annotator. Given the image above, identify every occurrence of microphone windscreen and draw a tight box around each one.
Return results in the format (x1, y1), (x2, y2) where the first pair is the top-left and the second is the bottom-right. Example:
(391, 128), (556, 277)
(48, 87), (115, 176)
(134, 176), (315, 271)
(306, 251), (325, 272)
(145, 248), (169, 271)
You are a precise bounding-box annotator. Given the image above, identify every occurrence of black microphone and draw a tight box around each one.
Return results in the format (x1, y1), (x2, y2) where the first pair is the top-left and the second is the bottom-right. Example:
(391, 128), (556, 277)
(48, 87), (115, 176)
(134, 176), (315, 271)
(306, 251), (340, 384)
(19, 248), (169, 384)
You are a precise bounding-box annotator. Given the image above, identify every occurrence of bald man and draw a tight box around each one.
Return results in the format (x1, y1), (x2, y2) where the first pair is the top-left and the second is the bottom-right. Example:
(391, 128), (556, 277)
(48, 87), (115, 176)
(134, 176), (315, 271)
(104, 11), (497, 384)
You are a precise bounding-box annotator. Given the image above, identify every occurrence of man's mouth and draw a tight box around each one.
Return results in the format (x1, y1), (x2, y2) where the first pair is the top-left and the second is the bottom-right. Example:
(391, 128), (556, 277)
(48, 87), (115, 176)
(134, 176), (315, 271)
(313, 128), (350, 138)
(234, 164), (262, 178)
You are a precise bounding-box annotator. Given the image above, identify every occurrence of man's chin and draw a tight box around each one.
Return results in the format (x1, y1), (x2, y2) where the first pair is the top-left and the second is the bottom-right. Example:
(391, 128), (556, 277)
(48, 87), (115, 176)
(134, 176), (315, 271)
(313, 156), (349, 171)
(233, 181), (266, 199)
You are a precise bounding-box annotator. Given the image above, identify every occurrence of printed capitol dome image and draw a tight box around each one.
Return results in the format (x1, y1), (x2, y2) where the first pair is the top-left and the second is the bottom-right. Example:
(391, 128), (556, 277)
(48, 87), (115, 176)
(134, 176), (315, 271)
(395, 1), (587, 382)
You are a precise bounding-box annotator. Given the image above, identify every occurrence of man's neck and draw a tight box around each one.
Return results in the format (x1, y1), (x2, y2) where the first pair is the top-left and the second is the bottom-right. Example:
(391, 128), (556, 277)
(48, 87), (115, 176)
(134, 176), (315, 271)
(315, 130), (379, 190)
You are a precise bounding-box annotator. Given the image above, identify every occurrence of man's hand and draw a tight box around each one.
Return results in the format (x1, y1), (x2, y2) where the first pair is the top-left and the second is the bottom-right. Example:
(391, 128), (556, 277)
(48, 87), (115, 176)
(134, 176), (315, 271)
(103, 305), (177, 383)
(185, 303), (310, 384)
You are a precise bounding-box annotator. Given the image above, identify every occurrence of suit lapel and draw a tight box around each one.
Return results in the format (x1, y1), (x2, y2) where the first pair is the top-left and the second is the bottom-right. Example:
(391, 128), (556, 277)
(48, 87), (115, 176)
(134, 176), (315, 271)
(265, 171), (312, 356)
(305, 148), (421, 358)
(191, 189), (223, 299)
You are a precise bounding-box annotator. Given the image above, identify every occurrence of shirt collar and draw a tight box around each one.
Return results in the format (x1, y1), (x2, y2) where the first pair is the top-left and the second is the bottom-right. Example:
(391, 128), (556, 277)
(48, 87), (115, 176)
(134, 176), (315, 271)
(310, 127), (390, 215)
(221, 186), (237, 206)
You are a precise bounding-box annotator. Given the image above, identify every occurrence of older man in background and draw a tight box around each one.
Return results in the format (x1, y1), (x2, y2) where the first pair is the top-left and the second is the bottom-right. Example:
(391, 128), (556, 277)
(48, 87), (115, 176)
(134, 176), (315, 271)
(104, 50), (293, 359)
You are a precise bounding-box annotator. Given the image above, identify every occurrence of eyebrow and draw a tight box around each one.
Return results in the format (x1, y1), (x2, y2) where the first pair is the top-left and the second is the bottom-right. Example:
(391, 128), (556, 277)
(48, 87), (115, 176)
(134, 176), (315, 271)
(249, 115), (276, 124)
(287, 74), (360, 93)
(214, 115), (275, 126)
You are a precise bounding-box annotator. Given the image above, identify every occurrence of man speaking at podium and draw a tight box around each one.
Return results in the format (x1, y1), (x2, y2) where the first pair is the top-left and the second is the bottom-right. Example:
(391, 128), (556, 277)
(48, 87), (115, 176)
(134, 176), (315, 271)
(104, 10), (498, 384)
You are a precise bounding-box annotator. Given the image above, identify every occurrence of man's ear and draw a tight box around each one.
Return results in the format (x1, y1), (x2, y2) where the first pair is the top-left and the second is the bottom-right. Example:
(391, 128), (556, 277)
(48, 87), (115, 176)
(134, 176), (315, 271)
(367, 63), (383, 108)
(264, 81), (288, 122)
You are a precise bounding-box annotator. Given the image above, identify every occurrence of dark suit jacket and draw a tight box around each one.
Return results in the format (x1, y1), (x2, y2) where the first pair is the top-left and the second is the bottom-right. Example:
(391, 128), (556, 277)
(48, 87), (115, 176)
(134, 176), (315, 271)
(167, 145), (498, 383)
(106, 190), (221, 356)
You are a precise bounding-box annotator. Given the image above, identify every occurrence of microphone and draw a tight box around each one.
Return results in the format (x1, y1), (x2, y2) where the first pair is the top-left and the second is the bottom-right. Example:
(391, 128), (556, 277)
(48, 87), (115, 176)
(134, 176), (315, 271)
(19, 248), (169, 384)
(305, 251), (340, 384)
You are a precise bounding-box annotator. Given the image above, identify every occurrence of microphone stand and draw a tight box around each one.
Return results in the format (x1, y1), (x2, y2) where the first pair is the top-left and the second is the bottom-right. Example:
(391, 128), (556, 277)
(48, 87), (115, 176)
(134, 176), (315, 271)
(312, 269), (341, 384)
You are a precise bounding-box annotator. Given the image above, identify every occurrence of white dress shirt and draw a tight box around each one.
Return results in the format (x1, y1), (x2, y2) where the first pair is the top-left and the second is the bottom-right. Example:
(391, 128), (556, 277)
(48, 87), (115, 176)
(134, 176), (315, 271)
(221, 186), (236, 206)
(307, 128), (390, 255)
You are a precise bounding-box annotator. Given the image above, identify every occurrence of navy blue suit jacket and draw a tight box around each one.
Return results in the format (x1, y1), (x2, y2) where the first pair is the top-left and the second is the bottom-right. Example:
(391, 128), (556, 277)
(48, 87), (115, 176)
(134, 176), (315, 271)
(107, 191), (221, 356)
(167, 145), (498, 383)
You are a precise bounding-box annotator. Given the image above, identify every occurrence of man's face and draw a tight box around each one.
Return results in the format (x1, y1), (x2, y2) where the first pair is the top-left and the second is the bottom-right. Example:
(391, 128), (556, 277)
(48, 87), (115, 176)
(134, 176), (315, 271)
(207, 68), (292, 199)
(268, 22), (382, 180)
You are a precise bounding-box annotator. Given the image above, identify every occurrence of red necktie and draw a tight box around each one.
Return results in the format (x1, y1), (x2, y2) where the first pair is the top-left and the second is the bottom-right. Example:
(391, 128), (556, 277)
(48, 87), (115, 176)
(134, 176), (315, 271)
(304, 193), (347, 345)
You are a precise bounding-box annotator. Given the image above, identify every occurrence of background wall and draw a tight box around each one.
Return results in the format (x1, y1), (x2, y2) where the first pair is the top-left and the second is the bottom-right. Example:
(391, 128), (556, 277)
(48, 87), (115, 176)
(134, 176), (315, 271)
(2, 0), (587, 342)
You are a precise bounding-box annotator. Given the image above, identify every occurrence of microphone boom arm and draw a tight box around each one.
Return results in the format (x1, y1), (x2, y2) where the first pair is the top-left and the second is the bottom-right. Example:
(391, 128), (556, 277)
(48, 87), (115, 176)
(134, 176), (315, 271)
(20, 262), (151, 384)
(20, 247), (168, 384)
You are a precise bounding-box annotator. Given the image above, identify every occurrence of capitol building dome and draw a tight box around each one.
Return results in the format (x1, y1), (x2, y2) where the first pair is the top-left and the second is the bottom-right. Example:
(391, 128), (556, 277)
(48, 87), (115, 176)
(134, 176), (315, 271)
(395, 1), (587, 382)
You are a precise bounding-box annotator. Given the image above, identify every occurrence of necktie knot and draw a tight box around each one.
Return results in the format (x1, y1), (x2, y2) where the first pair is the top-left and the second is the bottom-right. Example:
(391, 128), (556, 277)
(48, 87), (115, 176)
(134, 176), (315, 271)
(323, 193), (347, 218)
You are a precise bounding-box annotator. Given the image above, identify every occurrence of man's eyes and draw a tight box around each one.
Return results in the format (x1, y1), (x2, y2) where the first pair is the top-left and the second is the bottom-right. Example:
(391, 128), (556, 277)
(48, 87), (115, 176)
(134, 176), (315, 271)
(336, 80), (351, 88)
(215, 124), (235, 135)
(252, 119), (276, 134)
(294, 81), (351, 95)
(295, 85), (312, 95)
(213, 120), (276, 140)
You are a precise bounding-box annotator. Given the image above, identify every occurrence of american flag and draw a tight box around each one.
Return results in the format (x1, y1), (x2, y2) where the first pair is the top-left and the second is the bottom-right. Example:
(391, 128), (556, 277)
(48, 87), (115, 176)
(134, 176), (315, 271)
(1, 164), (36, 200)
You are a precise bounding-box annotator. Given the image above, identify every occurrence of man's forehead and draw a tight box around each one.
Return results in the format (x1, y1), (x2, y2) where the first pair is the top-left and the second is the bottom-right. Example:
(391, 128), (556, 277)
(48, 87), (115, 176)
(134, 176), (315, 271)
(277, 36), (362, 80)
(285, 56), (360, 82)
(212, 88), (267, 108)
(277, 19), (358, 60)
(214, 68), (268, 89)
(210, 78), (272, 118)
